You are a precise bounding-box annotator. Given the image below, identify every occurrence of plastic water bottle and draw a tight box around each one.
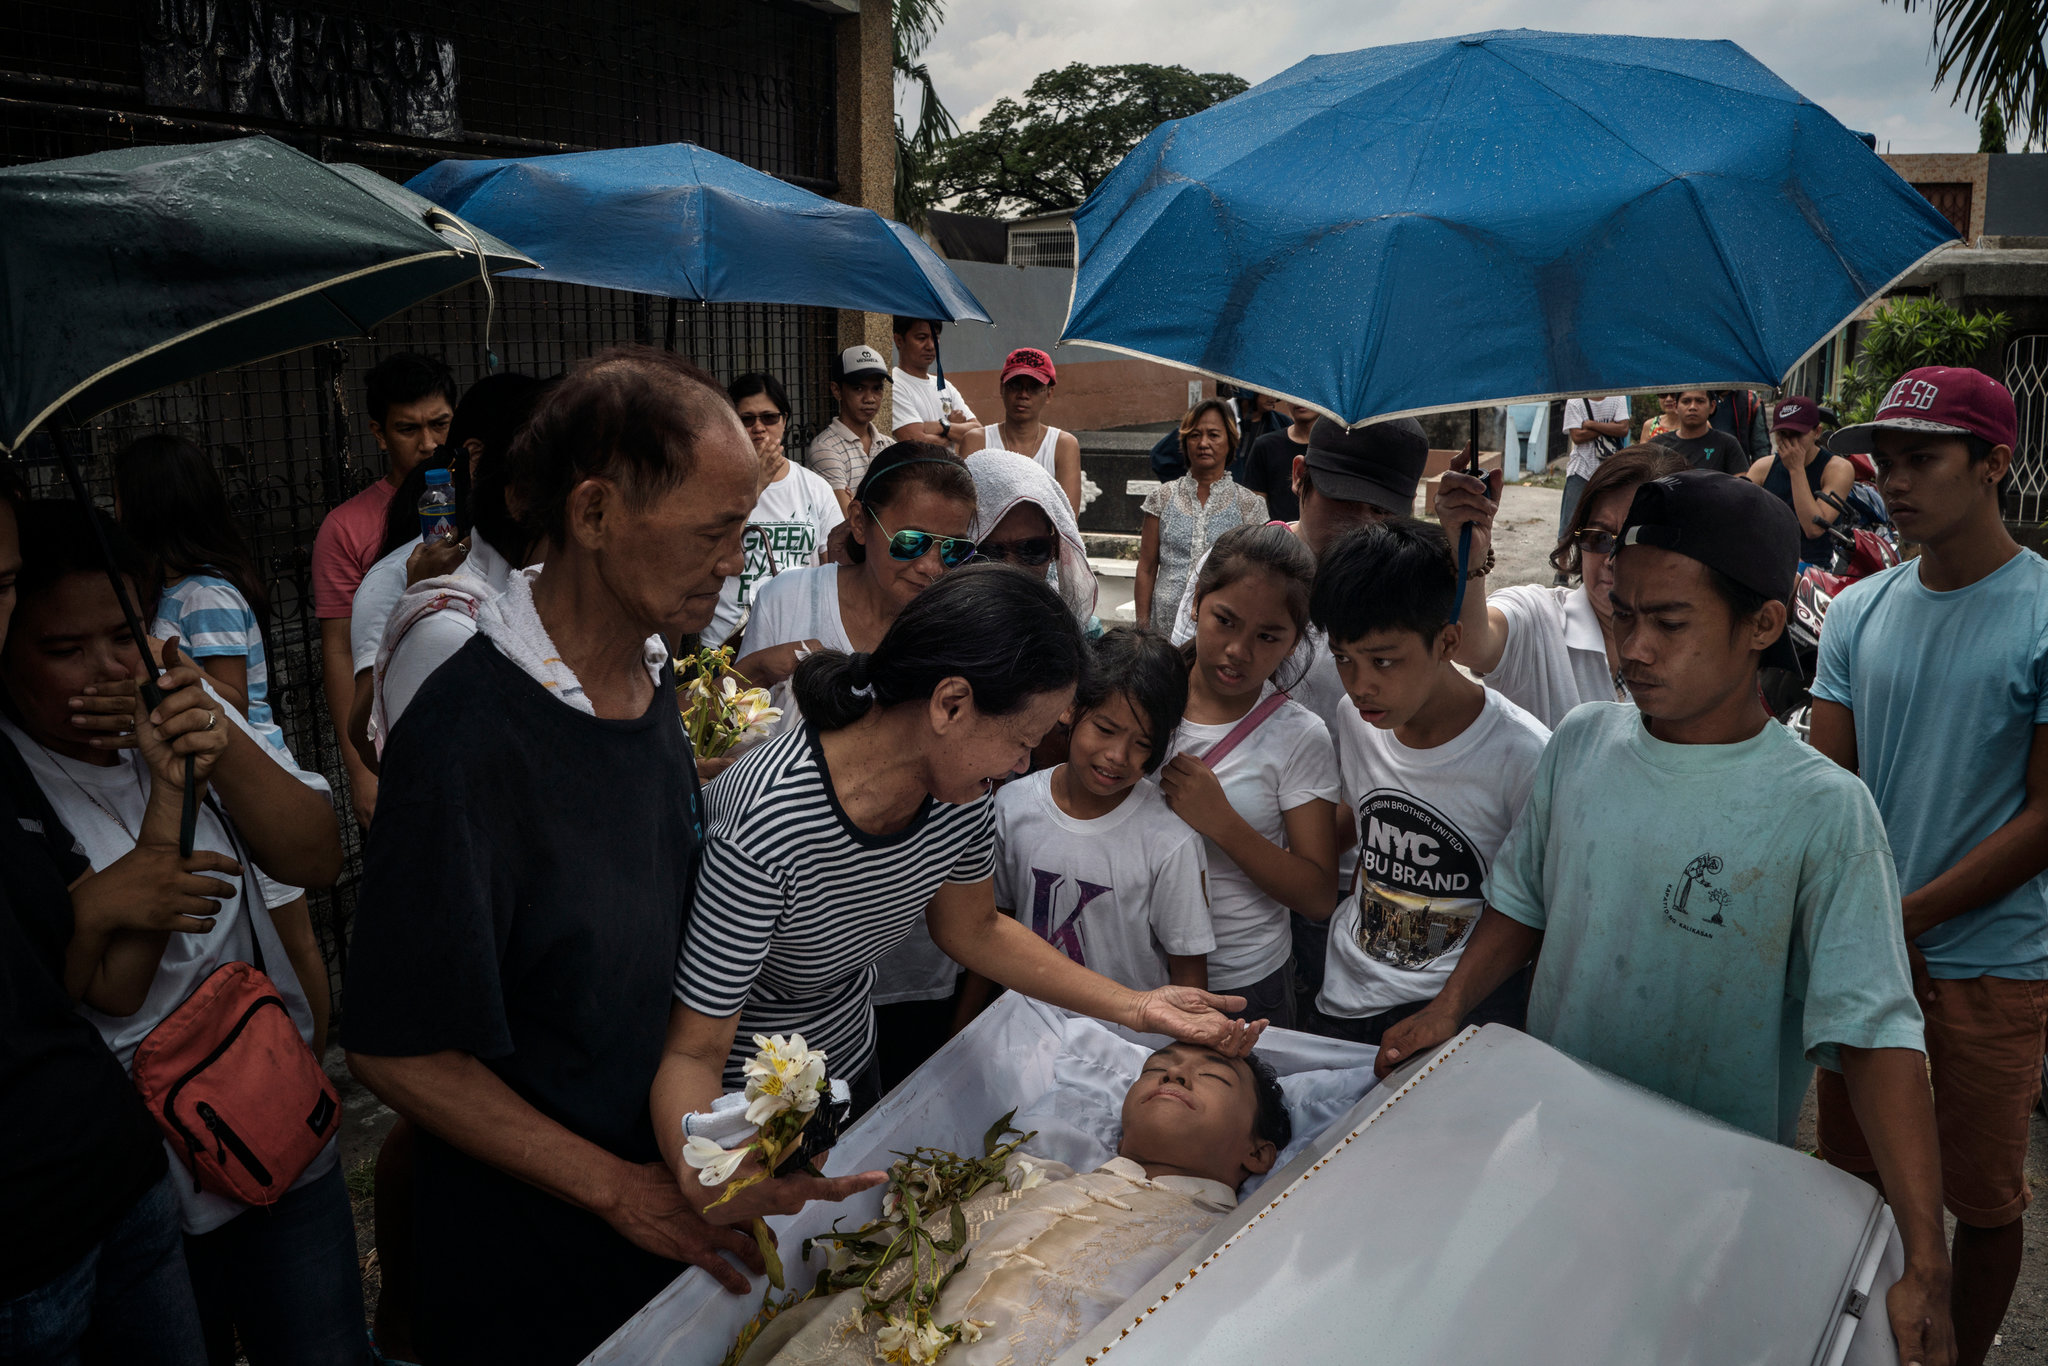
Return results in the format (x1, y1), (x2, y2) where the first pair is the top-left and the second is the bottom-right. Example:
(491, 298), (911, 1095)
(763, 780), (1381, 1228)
(418, 467), (457, 546)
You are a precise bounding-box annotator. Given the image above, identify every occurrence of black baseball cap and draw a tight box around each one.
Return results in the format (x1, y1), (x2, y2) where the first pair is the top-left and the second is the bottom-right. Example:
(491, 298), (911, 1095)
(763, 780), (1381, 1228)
(1619, 470), (1800, 671)
(1303, 418), (1429, 514)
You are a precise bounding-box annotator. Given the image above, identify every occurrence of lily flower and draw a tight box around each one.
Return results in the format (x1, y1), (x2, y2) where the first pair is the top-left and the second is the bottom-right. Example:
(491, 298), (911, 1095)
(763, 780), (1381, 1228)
(682, 1135), (748, 1187)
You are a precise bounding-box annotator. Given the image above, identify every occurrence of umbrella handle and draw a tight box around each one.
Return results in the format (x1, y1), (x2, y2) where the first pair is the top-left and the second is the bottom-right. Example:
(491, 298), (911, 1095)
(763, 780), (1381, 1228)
(52, 431), (199, 857)
(1448, 408), (1481, 625)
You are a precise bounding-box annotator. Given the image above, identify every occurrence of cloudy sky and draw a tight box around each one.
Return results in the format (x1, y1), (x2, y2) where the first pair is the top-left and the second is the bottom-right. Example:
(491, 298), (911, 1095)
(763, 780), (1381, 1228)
(917, 0), (1989, 153)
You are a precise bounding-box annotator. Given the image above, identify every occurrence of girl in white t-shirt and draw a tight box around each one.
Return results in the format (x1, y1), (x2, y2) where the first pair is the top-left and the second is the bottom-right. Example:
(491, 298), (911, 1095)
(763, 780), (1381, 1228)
(1156, 524), (1340, 1029)
(989, 626), (1213, 994)
(706, 373), (845, 650)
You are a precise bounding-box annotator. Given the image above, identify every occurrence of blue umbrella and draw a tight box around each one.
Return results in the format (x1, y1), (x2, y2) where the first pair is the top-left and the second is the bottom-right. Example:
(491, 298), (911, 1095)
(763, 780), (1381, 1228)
(1062, 29), (1959, 427)
(406, 143), (991, 322)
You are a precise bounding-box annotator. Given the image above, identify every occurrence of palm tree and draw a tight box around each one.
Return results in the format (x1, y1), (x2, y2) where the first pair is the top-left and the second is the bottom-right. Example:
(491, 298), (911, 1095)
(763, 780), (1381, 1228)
(893, 0), (957, 229)
(1891, 0), (2048, 149)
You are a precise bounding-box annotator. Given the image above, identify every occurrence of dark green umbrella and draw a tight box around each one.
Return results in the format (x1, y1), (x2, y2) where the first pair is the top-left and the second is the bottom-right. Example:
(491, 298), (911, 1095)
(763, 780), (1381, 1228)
(0, 134), (533, 848)
(1, 135), (532, 449)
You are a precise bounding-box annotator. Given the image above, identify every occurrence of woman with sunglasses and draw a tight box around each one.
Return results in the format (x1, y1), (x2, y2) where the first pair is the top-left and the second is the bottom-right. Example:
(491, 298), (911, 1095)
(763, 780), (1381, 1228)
(735, 442), (977, 730)
(653, 568), (1263, 1216)
(703, 374), (843, 652)
(1435, 446), (1688, 729)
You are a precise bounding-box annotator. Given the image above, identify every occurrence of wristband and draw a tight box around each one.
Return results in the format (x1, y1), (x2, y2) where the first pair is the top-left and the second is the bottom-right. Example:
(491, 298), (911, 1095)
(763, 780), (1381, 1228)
(1464, 547), (1497, 580)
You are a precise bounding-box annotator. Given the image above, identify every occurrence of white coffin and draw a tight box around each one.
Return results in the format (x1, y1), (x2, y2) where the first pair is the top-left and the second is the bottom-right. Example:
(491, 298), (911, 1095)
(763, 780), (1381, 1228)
(1051, 1024), (1902, 1366)
(592, 1008), (1902, 1366)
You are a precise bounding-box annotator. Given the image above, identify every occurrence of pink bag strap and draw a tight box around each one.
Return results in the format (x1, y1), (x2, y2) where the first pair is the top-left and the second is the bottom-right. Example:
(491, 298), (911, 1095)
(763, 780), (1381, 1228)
(1200, 691), (1290, 769)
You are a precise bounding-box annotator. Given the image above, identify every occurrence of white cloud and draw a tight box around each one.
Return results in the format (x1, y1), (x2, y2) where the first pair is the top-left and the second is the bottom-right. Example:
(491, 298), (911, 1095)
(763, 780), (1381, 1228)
(916, 0), (1984, 153)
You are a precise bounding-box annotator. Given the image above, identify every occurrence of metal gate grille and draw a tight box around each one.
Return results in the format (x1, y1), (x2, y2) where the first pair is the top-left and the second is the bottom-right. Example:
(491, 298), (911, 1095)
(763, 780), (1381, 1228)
(1, 0), (843, 1015)
(2006, 335), (2048, 526)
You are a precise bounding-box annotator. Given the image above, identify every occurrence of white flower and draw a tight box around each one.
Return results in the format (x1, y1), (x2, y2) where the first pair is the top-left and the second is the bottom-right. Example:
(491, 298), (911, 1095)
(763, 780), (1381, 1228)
(1009, 1159), (1046, 1192)
(913, 1320), (951, 1361)
(682, 1135), (748, 1187)
(881, 1189), (901, 1218)
(744, 1034), (828, 1121)
(744, 1088), (792, 1126)
(956, 1319), (990, 1344)
(872, 1310), (921, 1366)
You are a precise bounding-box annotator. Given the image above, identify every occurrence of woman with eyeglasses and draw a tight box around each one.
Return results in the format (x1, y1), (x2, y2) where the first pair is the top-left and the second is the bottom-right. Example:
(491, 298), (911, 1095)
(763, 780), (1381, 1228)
(1435, 446), (1689, 729)
(652, 568), (1263, 1216)
(704, 374), (844, 652)
(735, 442), (977, 730)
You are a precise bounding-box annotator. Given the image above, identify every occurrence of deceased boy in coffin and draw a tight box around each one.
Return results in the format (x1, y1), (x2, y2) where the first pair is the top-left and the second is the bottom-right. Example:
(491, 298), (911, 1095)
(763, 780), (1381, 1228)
(730, 1044), (1292, 1366)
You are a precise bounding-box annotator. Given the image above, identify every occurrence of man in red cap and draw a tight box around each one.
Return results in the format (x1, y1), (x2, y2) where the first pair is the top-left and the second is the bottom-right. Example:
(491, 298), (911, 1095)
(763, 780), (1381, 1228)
(1809, 366), (2048, 1366)
(1745, 395), (1855, 566)
(966, 347), (1082, 513)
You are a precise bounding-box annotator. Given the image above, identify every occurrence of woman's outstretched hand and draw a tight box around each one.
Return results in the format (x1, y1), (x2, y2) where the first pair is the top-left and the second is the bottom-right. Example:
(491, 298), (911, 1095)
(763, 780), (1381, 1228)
(1132, 986), (1265, 1056)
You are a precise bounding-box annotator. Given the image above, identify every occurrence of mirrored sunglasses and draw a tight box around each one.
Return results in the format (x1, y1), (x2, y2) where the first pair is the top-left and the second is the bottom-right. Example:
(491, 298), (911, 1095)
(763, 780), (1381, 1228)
(869, 508), (977, 568)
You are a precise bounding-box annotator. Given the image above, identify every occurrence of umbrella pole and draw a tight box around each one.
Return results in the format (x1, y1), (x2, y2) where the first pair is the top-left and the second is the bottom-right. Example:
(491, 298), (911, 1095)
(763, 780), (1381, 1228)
(1448, 408), (1480, 624)
(49, 428), (199, 856)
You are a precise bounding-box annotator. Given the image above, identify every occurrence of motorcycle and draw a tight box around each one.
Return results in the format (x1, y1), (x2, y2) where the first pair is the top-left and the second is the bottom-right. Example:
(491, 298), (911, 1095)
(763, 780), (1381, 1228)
(1764, 488), (1902, 741)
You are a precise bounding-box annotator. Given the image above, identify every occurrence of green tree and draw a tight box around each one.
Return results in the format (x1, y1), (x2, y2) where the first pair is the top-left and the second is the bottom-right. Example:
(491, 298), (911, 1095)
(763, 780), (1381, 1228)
(1838, 296), (2012, 421)
(1887, 0), (2047, 148)
(925, 63), (1250, 218)
(894, 0), (957, 230)
(1980, 101), (2010, 151)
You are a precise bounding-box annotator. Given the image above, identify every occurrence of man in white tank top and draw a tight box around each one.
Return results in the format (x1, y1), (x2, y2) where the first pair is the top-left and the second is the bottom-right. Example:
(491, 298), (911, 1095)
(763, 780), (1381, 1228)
(968, 347), (1083, 513)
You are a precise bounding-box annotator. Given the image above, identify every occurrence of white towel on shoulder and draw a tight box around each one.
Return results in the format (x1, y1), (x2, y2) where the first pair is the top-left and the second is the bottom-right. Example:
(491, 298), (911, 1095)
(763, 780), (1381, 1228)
(476, 566), (668, 715)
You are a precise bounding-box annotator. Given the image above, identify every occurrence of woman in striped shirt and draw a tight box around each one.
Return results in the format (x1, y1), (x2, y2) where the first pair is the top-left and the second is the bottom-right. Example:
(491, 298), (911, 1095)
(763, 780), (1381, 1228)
(653, 567), (1262, 1223)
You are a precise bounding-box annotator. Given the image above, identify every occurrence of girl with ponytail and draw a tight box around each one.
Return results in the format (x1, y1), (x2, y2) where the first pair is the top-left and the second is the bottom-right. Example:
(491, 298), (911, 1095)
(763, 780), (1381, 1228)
(653, 566), (1265, 1223)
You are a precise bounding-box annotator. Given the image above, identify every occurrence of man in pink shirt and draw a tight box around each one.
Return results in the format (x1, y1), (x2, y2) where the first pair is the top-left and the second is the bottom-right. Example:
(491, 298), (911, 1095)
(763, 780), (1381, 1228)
(313, 353), (456, 829)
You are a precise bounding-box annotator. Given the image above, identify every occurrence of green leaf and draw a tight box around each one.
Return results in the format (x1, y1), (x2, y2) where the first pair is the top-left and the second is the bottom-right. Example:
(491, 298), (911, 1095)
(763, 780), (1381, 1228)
(982, 1110), (1019, 1156)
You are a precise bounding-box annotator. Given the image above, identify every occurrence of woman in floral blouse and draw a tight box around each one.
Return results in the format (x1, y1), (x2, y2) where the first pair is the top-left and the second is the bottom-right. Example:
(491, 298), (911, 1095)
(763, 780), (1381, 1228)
(1135, 400), (1268, 633)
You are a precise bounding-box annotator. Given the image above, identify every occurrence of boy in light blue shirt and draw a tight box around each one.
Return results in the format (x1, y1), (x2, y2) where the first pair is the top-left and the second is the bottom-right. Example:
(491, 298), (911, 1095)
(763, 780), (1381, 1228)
(1809, 366), (2048, 1366)
(1376, 470), (1954, 1366)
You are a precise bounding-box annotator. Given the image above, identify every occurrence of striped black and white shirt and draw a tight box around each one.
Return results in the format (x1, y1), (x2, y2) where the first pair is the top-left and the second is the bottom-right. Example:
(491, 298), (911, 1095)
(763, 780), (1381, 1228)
(675, 723), (996, 1088)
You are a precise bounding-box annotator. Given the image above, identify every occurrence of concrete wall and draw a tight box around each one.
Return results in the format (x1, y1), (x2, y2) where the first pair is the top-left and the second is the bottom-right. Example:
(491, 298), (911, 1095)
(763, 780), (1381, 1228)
(834, 0), (901, 430)
(1985, 155), (2048, 236)
(916, 260), (1212, 431)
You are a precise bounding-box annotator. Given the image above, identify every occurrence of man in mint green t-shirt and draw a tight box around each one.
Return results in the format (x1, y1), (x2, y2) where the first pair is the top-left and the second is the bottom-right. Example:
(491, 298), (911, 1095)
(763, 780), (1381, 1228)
(1378, 470), (1954, 1366)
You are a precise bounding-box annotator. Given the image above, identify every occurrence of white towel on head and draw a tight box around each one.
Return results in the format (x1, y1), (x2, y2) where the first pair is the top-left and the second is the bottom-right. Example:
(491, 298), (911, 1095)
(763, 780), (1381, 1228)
(476, 566), (668, 714)
(964, 447), (1098, 624)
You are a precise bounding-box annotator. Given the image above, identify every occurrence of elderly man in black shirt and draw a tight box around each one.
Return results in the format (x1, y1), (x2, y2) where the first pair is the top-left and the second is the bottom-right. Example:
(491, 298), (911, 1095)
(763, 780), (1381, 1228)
(345, 349), (878, 1365)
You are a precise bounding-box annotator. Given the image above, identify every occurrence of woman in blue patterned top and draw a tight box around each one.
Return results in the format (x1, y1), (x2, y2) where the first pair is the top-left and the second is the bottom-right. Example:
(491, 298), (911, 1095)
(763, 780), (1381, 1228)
(113, 434), (290, 756)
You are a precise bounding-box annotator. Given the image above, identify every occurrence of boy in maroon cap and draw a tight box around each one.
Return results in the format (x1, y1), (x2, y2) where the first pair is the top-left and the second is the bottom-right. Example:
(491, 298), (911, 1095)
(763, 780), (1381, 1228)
(966, 347), (1082, 513)
(1745, 394), (1855, 566)
(1809, 366), (2048, 1366)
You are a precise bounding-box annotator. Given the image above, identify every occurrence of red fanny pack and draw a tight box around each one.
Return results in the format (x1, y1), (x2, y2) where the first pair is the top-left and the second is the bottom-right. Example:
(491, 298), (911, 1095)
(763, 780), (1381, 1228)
(130, 809), (339, 1206)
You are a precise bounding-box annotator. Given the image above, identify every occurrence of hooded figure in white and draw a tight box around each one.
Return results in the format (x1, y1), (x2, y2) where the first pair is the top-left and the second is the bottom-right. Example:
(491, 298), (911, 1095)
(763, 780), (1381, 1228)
(965, 449), (1099, 630)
